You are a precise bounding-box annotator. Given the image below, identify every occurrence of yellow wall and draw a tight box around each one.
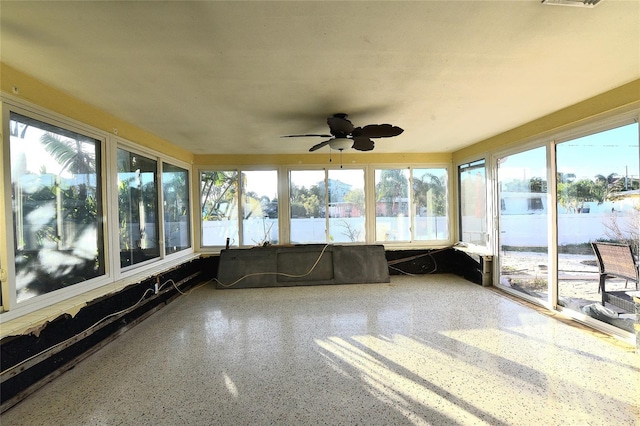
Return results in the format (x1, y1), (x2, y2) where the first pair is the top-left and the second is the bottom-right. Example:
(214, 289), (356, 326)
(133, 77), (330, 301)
(1, 63), (194, 163)
(193, 152), (452, 166)
(452, 79), (640, 162)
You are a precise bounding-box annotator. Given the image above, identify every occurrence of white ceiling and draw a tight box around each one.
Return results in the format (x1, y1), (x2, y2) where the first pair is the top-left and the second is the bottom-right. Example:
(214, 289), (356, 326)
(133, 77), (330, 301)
(1, 1), (638, 155)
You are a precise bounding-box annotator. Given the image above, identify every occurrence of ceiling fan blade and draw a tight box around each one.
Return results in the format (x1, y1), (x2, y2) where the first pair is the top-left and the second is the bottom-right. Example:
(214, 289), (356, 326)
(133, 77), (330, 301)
(281, 133), (332, 138)
(352, 124), (404, 138)
(352, 136), (375, 151)
(309, 139), (333, 152)
(327, 114), (354, 138)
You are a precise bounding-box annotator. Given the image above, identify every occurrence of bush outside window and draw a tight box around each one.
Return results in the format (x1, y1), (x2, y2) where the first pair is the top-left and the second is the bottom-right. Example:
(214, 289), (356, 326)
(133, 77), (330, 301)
(117, 149), (160, 267)
(163, 162), (191, 254)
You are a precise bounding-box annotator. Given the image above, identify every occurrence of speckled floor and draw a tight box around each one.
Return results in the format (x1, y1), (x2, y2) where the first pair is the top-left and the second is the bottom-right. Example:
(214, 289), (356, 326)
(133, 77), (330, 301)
(2, 275), (639, 425)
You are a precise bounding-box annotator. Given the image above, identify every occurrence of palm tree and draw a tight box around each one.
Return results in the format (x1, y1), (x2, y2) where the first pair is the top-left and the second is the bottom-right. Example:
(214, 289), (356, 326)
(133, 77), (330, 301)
(594, 173), (623, 203)
(413, 171), (447, 216)
(15, 132), (102, 299)
(376, 169), (408, 216)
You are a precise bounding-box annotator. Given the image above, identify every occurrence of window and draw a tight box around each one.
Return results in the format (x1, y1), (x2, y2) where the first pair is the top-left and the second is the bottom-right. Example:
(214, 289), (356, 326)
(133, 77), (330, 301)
(242, 170), (279, 245)
(413, 168), (449, 241)
(200, 170), (238, 247)
(10, 112), (105, 303)
(162, 162), (191, 254)
(289, 169), (366, 243)
(117, 148), (160, 267)
(374, 167), (449, 243)
(328, 169), (365, 243)
(289, 169), (328, 244)
(375, 169), (410, 241)
(200, 169), (280, 247)
(458, 160), (487, 246)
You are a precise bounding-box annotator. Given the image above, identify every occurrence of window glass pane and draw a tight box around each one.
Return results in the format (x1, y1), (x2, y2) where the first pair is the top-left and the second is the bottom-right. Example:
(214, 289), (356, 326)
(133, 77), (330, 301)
(412, 168), (449, 240)
(163, 162), (191, 254)
(458, 160), (487, 246)
(242, 170), (279, 245)
(556, 123), (639, 330)
(10, 112), (104, 303)
(117, 149), (160, 267)
(327, 169), (365, 243)
(375, 169), (410, 241)
(290, 170), (325, 243)
(497, 147), (548, 303)
(200, 171), (238, 246)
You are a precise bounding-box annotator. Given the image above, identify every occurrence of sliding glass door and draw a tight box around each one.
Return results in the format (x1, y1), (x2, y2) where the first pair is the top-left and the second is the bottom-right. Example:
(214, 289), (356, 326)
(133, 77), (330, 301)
(556, 122), (639, 332)
(496, 147), (549, 303)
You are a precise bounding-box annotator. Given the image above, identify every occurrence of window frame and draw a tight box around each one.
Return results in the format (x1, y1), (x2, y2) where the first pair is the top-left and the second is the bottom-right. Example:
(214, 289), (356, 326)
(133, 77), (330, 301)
(373, 167), (412, 243)
(197, 166), (281, 249)
(116, 146), (161, 270)
(1, 100), (112, 316)
(373, 165), (452, 245)
(456, 158), (489, 250)
(162, 161), (192, 257)
(287, 166), (368, 244)
(112, 138), (194, 281)
(240, 169), (280, 246)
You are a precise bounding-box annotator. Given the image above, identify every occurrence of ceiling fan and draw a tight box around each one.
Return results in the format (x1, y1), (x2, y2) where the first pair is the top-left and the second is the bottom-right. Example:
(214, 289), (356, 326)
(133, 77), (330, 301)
(282, 113), (404, 152)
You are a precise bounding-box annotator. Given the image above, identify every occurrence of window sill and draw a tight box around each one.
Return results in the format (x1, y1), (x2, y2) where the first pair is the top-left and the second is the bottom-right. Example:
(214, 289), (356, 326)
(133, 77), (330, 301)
(452, 242), (493, 258)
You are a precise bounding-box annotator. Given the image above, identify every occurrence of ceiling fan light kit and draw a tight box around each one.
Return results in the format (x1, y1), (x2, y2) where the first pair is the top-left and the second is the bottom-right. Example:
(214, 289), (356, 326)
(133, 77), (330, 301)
(329, 138), (353, 151)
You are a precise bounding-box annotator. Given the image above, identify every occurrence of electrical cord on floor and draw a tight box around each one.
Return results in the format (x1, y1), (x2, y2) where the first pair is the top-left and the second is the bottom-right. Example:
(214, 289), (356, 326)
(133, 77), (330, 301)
(387, 245), (454, 276)
(1, 276), (198, 378)
(214, 244), (331, 288)
(388, 255), (438, 275)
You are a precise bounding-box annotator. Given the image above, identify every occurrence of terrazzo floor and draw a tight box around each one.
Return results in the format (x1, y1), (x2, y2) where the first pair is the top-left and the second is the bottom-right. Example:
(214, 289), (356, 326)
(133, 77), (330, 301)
(2, 274), (639, 425)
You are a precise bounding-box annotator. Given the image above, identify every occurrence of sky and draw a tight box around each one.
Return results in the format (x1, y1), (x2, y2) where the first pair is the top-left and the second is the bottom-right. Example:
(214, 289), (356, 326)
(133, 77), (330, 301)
(499, 122), (639, 182)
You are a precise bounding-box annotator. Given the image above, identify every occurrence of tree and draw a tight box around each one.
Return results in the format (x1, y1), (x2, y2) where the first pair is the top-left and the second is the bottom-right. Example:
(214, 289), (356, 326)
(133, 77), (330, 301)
(40, 133), (96, 174)
(14, 131), (102, 299)
(200, 171), (237, 220)
(343, 188), (365, 213)
(529, 177), (547, 193)
(413, 172), (446, 216)
(376, 169), (408, 216)
(594, 173), (624, 204)
(290, 183), (323, 217)
(604, 204), (639, 255)
(557, 179), (598, 213)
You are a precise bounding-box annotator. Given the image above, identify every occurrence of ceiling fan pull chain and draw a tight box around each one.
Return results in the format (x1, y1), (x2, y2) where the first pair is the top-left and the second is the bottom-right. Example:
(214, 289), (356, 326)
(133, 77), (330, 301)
(340, 150), (343, 169)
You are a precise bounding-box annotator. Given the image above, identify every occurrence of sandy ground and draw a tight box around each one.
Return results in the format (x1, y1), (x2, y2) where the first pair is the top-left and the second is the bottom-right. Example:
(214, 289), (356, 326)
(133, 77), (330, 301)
(499, 251), (637, 315)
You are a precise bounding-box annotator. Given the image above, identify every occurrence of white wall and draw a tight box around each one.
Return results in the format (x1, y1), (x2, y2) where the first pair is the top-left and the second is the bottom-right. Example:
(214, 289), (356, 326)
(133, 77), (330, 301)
(500, 211), (635, 246)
